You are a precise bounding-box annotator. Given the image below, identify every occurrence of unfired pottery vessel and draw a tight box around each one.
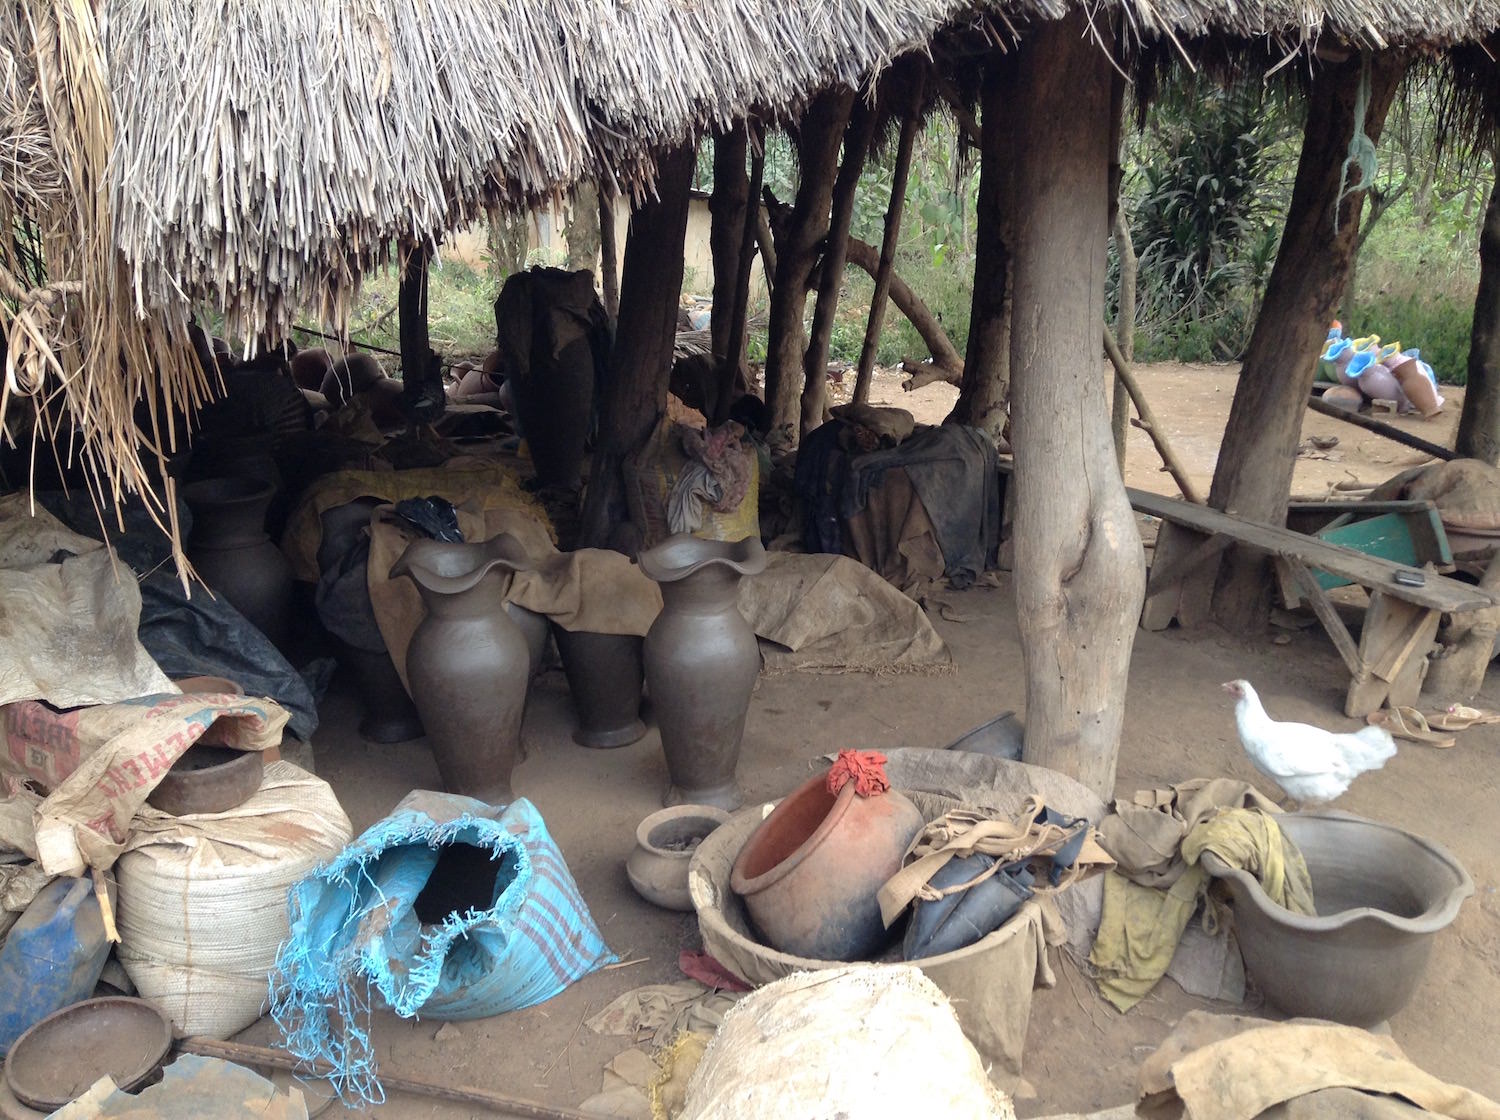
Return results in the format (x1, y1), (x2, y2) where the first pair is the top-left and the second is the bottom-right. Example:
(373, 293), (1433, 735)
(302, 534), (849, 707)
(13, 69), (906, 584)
(627, 804), (731, 912)
(639, 534), (767, 810)
(390, 535), (532, 804)
(1202, 810), (1473, 1027)
(551, 626), (646, 748)
(729, 773), (923, 961)
(183, 477), (294, 650)
(1388, 355), (1443, 417)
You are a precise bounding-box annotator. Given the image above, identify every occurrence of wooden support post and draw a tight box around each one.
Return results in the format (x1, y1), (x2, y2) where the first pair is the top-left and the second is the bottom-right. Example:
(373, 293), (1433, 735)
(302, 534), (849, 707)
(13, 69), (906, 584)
(1345, 590), (1439, 716)
(710, 129), (751, 371)
(397, 241), (443, 423)
(578, 146), (695, 551)
(1456, 158), (1500, 466)
(803, 94), (879, 432)
(1104, 326), (1201, 503)
(598, 185), (620, 323)
(1008, 15), (1145, 798)
(853, 76), (924, 406)
(717, 130), (765, 426)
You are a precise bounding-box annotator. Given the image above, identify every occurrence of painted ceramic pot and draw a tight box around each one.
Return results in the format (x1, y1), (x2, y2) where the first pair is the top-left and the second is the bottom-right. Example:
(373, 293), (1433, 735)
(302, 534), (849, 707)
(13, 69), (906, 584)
(729, 773), (923, 961)
(639, 534), (767, 810)
(551, 625), (647, 749)
(390, 534), (532, 803)
(183, 477), (294, 651)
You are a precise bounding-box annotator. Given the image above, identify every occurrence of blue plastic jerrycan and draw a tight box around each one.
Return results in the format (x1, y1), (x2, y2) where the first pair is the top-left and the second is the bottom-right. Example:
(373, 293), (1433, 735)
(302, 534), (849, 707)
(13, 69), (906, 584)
(0, 875), (112, 1053)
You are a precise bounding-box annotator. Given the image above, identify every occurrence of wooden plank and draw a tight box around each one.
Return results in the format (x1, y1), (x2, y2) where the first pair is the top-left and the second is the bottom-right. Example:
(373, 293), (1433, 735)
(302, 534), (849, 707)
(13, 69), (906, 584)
(1277, 558), (1364, 673)
(1128, 487), (1493, 614)
(1141, 520), (1196, 630)
(1307, 393), (1456, 461)
(1146, 531), (1233, 594)
(1344, 592), (1438, 717)
(1386, 614), (1437, 709)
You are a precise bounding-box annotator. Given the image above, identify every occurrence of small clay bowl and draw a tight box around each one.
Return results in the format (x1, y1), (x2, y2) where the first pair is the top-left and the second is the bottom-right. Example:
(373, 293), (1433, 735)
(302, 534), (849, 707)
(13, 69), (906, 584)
(3, 997), (171, 1111)
(627, 805), (731, 912)
(146, 745), (264, 816)
(171, 675), (245, 747)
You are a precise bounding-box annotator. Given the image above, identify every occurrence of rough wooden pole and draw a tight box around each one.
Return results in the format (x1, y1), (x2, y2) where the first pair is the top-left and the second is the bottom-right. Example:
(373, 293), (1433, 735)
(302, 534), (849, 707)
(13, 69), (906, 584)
(1307, 393), (1454, 460)
(397, 241), (443, 422)
(802, 95), (879, 432)
(1009, 14), (1145, 799)
(853, 78), (924, 406)
(709, 129), (751, 369)
(1111, 209), (1138, 470)
(598, 184), (620, 323)
(718, 131), (766, 425)
(1104, 326), (1201, 503)
(846, 236), (963, 376)
(764, 88), (856, 440)
(1456, 156), (1500, 466)
(948, 54), (1010, 436)
(1205, 52), (1405, 632)
(579, 146), (695, 551)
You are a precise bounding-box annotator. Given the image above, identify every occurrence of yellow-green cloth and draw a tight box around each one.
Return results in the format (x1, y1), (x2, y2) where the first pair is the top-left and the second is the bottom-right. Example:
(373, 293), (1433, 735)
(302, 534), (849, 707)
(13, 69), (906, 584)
(1090, 808), (1314, 1011)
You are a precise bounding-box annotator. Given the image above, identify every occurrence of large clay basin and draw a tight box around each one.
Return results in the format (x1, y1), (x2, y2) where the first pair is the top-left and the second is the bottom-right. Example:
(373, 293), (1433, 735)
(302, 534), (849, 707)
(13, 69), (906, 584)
(1202, 811), (1473, 1027)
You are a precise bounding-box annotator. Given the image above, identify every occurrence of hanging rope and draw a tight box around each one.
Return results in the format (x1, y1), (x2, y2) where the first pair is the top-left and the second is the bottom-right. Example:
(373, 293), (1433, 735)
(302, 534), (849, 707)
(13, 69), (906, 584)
(1334, 54), (1379, 233)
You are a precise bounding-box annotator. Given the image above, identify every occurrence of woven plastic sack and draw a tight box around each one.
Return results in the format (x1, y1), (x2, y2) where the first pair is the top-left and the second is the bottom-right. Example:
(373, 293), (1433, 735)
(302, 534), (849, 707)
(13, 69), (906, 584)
(270, 791), (615, 1104)
(115, 762), (352, 1038)
(681, 964), (1015, 1119)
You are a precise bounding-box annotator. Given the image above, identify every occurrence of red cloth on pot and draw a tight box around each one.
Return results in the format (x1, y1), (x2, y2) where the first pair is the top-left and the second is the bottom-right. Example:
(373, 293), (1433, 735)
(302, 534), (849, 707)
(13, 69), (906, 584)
(826, 750), (891, 798)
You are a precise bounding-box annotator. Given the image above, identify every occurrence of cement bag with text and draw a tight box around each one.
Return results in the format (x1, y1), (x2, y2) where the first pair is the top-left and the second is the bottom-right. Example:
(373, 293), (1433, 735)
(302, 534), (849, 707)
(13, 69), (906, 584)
(114, 763), (351, 1038)
(270, 791), (615, 1105)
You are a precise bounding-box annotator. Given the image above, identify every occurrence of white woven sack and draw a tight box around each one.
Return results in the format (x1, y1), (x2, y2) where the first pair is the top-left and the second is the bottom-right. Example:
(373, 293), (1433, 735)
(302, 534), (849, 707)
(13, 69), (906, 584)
(116, 762), (352, 1038)
(681, 964), (1016, 1120)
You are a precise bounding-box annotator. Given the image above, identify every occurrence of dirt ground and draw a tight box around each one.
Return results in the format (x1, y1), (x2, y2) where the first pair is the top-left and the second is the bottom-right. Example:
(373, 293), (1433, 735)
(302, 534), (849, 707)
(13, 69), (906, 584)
(260, 364), (1500, 1117)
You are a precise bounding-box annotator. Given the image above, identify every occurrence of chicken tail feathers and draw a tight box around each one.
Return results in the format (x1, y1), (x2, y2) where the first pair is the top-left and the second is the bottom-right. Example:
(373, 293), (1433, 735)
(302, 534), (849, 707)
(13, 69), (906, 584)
(1349, 724), (1398, 768)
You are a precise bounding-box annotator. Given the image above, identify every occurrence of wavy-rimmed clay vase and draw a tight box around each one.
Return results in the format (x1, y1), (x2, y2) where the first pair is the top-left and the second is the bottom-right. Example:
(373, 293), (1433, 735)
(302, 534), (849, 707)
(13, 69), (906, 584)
(639, 534), (767, 810)
(183, 477), (294, 650)
(390, 534), (532, 804)
(551, 625), (647, 748)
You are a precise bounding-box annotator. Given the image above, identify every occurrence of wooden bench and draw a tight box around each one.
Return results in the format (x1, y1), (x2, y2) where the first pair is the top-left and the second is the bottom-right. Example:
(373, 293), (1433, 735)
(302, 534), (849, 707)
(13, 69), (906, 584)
(1131, 487), (1496, 718)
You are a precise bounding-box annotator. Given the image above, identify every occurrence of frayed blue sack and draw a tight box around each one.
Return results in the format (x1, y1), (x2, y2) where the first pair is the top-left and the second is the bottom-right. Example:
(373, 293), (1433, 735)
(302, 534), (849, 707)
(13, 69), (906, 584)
(270, 791), (614, 1103)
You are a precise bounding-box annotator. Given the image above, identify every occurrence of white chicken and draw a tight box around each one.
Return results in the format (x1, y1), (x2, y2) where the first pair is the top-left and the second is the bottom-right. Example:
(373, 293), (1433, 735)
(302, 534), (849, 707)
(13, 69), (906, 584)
(1222, 679), (1397, 805)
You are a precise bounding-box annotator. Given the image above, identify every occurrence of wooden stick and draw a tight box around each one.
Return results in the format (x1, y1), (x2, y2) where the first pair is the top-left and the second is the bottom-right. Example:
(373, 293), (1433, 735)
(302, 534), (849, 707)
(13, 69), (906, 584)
(92, 869), (119, 944)
(1306, 394), (1455, 461)
(853, 75), (924, 405)
(1103, 326), (1203, 504)
(177, 1038), (591, 1120)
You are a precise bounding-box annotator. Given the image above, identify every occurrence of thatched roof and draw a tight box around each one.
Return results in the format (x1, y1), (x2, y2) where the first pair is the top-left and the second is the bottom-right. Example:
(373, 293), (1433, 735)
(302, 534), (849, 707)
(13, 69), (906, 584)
(2, 0), (1499, 535)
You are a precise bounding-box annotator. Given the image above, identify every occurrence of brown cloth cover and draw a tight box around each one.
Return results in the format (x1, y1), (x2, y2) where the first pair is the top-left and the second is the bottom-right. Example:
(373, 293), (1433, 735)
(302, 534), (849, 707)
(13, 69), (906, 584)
(1139, 1011), (1500, 1120)
(842, 466), (947, 593)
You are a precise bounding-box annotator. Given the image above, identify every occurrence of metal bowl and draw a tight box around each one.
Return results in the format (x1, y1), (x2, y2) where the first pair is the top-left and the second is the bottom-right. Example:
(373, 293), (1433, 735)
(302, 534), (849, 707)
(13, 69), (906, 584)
(3, 997), (171, 1110)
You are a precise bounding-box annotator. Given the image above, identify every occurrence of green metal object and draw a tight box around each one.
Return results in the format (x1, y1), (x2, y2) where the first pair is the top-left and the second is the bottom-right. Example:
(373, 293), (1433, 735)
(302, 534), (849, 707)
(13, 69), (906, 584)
(1286, 502), (1453, 590)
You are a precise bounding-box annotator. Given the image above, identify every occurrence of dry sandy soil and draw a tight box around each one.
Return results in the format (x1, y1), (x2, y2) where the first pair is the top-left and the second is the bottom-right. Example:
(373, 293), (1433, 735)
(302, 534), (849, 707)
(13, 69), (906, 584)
(264, 363), (1499, 1117)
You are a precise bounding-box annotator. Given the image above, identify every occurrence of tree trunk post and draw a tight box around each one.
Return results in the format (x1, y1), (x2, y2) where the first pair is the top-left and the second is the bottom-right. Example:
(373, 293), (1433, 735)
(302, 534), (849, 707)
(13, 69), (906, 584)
(709, 129), (751, 368)
(1008, 14), (1146, 799)
(598, 185), (621, 323)
(397, 241), (444, 422)
(1111, 208), (1137, 469)
(764, 89), (856, 441)
(802, 95), (879, 432)
(566, 182), (601, 272)
(1456, 158), (1500, 466)
(578, 146), (696, 552)
(1205, 53), (1406, 632)
(853, 78), (924, 406)
(948, 55), (1011, 436)
(718, 136), (766, 425)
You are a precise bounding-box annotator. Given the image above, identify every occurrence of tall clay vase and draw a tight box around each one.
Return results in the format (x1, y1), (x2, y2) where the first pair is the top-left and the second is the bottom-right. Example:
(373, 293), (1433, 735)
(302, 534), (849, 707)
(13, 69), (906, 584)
(1389, 355), (1444, 418)
(551, 625), (647, 749)
(183, 477), (294, 651)
(639, 534), (767, 811)
(390, 535), (532, 804)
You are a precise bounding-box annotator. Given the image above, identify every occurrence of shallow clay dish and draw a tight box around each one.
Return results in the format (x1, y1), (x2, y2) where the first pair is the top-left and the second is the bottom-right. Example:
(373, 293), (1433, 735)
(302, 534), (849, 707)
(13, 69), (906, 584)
(3, 997), (171, 1110)
(145, 745), (264, 815)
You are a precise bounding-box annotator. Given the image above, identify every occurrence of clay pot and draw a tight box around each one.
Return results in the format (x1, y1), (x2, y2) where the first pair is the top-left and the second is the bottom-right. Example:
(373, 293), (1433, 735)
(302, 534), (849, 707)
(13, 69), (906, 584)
(639, 535), (768, 810)
(627, 805), (731, 911)
(340, 645), (425, 743)
(1320, 384), (1364, 412)
(183, 477), (294, 650)
(171, 675), (245, 747)
(1389, 357), (1443, 418)
(551, 626), (646, 748)
(729, 774), (923, 961)
(507, 602), (551, 681)
(390, 535), (533, 803)
(1354, 362), (1412, 411)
